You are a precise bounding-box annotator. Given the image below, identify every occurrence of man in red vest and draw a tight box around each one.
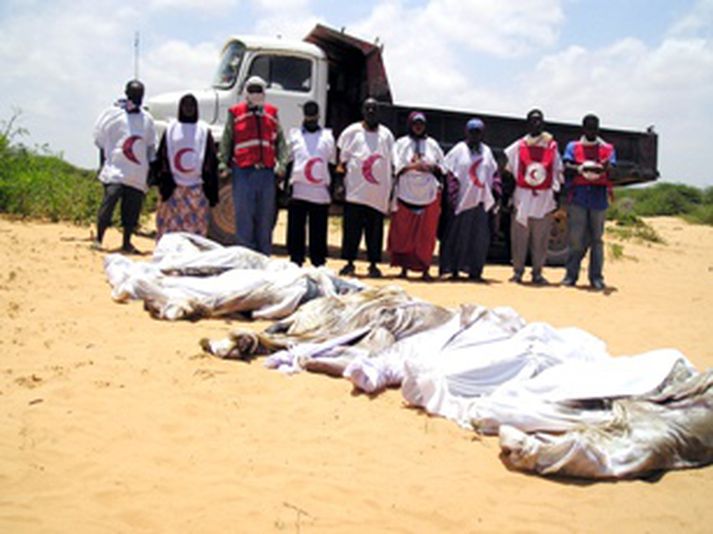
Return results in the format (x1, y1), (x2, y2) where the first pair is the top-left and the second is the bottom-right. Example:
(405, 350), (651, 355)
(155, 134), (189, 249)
(561, 114), (617, 290)
(219, 75), (288, 254)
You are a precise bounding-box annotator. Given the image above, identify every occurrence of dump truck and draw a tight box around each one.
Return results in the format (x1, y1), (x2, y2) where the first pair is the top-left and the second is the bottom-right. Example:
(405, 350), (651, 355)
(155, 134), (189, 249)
(146, 24), (658, 264)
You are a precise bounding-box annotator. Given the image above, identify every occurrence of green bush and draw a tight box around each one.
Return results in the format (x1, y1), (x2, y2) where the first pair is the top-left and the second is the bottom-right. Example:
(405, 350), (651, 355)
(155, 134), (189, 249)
(0, 112), (156, 225)
(683, 204), (713, 226)
(607, 242), (625, 260)
(607, 219), (665, 244)
(701, 186), (713, 205)
(608, 183), (712, 226)
(0, 149), (101, 223)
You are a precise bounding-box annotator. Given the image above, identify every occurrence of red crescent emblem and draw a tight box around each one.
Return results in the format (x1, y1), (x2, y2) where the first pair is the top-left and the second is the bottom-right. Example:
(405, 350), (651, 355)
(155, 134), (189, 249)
(304, 157), (324, 184)
(362, 153), (383, 185)
(174, 147), (196, 173)
(469, 159), (483, 187)
(121, 135), (142, 165)
(524, 162), (547, 187)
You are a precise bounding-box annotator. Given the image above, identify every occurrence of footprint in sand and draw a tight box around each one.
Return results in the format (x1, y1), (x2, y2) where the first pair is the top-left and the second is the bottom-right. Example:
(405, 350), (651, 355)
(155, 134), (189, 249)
(15, 374), (43, 388)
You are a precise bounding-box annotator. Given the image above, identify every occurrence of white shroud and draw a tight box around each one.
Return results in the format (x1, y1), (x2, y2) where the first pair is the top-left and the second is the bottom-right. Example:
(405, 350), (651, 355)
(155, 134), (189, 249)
(104, 233), (363, 320)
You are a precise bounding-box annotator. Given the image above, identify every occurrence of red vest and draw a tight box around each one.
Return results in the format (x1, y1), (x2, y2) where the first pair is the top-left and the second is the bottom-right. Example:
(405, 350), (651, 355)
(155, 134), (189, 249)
(230, 101), (279, 168)
(572, 141), (614, 188)
(517, 140), (557, 190)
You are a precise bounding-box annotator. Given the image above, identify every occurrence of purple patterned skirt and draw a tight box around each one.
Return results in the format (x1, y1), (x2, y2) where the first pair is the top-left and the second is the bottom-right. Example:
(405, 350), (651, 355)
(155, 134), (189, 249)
(156, 184), (210, 241)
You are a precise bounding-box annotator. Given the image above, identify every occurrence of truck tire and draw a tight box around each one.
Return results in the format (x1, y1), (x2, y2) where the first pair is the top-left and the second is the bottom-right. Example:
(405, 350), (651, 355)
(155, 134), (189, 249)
(207, 180), (237, 245)
(546, 207), (569, 266)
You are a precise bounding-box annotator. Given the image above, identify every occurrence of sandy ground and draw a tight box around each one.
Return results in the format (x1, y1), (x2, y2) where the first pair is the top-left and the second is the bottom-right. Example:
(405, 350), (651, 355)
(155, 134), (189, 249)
(1, 213), (712, 533)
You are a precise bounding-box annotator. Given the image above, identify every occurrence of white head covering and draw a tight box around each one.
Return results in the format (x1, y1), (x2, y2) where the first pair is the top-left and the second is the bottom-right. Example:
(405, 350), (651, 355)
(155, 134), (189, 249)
(244, 75), (267, 107)
(245, 75), (267, 91)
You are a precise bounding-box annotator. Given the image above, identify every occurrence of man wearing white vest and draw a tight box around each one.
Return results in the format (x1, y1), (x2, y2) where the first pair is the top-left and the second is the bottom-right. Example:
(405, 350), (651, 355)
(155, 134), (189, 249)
(286, 100), (336, 267)
(504, 109), (563, 285)
(93, 79), (157, 253)
(336, 98), (395, 278)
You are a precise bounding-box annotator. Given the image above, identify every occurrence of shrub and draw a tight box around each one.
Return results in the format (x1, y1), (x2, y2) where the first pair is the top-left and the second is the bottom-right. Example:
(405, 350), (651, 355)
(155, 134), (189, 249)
(683, 204), (713, 226)
(0, 111), (156, 225)
(608, 221), (665, 244)
(607, 242), (625, 260)
(609, 183), (712, 226)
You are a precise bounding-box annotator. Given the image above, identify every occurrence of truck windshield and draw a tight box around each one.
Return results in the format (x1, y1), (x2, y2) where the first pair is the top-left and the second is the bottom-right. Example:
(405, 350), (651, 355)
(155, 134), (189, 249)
(212, 41), (246, 89)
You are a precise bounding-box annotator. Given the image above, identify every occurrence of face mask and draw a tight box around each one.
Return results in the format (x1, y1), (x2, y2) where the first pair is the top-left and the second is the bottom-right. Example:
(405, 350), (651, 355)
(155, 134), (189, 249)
(362, 102), (379, 129)
(528, 117), (543, 137)
(303, 120), (319, 132)
(466, 130), (482, 147)
(124, 82), (144, 112)
(247, 92), (265, 107)
(410, 123), (426, 138)
(584, 127), (598, 141)
(364, 115), (379, 129)
(124, 92), (143, 113)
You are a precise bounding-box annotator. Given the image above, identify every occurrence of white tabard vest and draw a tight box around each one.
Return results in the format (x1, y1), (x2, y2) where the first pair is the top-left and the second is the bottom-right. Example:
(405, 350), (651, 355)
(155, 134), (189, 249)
(93, 106), (157, 193)
(289, 127), (336, 204)
(393, 135), (445, 206)
(337, 123), (394, 214)
(166, 119), (208, 187)
(444, 141), (497, 215)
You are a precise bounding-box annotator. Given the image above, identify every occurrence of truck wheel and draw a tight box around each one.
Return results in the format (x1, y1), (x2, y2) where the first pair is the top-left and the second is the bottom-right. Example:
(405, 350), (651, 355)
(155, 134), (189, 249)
(207, 181), (237, 245)
(546, 207), (569, 266)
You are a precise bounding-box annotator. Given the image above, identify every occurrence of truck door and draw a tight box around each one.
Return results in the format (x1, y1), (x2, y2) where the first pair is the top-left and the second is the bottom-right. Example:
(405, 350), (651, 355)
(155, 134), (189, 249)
(245, 53), (318, 132)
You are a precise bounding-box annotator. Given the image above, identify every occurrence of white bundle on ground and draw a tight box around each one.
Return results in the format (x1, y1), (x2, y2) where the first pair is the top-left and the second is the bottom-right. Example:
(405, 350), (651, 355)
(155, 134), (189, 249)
(400, 326), (693, 434)
(344, 304), (526, 393)
(499, 368), (713, 479)
(201, 286), (454, 376)
(167, 232), (713, 480)
(151, 232), (273, 274)
(390, 315), (713, 478)
(104, 233), (363, 320)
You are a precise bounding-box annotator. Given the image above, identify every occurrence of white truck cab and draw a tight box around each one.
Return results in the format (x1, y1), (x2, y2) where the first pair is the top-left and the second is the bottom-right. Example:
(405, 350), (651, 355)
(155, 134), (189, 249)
(147, 36), (329, 140)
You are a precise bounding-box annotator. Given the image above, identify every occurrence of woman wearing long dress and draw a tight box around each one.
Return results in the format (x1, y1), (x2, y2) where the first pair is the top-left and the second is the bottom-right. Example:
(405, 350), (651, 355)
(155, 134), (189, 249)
(387, 111), (445, 280)
(438, 118), (500, 282)
(153, 93), (219, 240)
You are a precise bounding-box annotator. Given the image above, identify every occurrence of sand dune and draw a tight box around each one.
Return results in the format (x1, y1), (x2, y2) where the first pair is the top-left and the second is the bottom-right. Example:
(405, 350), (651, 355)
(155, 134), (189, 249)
(1, 214), (711, 532)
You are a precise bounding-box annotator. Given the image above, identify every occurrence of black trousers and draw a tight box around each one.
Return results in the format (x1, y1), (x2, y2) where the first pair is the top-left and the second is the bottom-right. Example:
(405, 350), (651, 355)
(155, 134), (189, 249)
(341, 202), (384, 264)
(286, 198), (329, 266)
(97, 183), (144, 241)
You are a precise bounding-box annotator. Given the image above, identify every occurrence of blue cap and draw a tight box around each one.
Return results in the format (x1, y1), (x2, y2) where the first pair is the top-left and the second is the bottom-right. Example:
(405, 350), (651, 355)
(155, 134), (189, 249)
(466, 118), (485, 131)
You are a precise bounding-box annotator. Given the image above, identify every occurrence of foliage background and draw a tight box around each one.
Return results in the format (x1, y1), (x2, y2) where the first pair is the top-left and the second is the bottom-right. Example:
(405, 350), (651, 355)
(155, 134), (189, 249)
(0, 112), (157, 226)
